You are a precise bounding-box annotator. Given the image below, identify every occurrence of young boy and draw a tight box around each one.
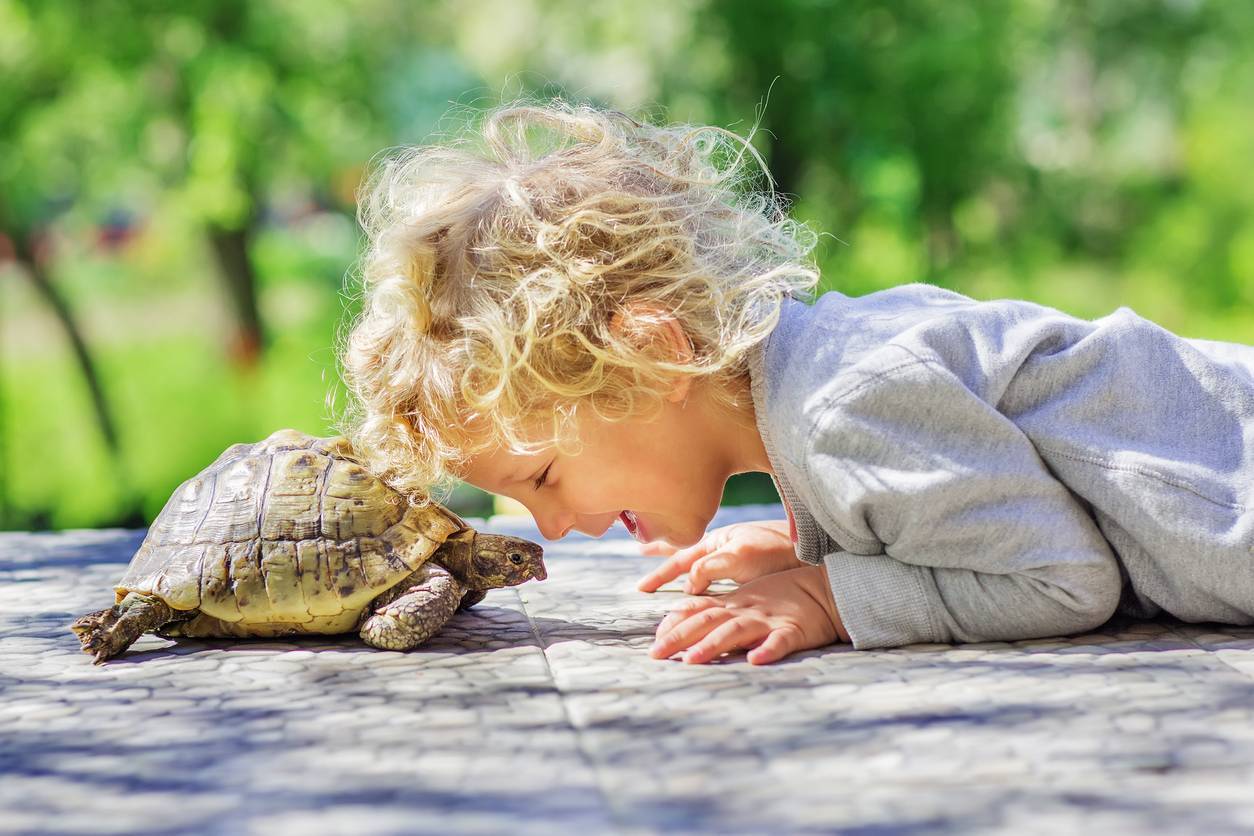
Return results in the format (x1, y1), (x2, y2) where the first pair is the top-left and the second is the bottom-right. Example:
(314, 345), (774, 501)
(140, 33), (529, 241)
(336, 99), (1254, 666)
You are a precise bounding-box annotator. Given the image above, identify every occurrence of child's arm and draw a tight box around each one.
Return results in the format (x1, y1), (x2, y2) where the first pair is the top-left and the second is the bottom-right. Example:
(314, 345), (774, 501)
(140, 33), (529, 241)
(805, 358), (1125, 650)
(650, 357), (1129, 664)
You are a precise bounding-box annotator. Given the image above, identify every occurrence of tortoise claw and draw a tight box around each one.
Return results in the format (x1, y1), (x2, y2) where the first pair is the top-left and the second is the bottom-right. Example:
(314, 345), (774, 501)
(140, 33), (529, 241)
(69, 605), (132, 663)
(70, 608), (113, 638)
(71, 594), (182, 665)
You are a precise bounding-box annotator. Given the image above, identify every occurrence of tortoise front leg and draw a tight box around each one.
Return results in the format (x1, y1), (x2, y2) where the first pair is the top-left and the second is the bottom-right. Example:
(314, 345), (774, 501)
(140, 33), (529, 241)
(70, 592), (193, 664)
(457, 589), (487, 612)
(359, 563), (464, 651)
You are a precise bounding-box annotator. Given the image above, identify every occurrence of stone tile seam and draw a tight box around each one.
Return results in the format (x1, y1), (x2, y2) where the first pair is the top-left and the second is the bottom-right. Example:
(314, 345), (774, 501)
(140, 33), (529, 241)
(1161, 621), (1254, 683)
(517, 587), (630, 834)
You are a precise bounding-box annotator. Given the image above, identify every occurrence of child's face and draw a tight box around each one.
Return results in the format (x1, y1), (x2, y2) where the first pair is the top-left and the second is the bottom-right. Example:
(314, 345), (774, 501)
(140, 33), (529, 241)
(460, 385), (768, 548)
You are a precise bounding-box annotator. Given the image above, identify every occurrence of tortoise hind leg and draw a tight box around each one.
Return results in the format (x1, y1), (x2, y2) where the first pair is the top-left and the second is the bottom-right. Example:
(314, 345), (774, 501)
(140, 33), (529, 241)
(70, 592), (193, 665)
(359, 563), (463, 651)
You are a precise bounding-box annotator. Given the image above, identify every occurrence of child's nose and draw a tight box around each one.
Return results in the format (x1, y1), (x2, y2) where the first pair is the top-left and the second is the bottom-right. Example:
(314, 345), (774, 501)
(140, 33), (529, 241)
(534, 512), (575, 542)
(537, 521), (573, 541)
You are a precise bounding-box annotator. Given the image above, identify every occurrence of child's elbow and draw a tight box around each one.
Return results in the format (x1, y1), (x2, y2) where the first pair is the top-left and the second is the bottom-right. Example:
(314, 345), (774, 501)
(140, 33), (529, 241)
(1056, 558), (1124, 635)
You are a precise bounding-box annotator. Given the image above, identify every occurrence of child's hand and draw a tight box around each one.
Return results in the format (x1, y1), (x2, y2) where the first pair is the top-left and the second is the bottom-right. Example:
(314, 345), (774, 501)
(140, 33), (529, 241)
(636, 519), (799, 594)
(649, 565), (850, 665)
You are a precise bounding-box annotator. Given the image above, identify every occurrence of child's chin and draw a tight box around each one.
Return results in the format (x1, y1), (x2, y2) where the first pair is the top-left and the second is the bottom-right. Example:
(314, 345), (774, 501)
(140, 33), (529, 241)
(665, 529), (705, 549)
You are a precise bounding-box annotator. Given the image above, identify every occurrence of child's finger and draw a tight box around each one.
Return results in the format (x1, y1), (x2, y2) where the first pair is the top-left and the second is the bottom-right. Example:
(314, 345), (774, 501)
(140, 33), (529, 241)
(654, 595), (722, 633)
(636, 543), (710, 592)
(638, 541), (677, 556)
(746, 625), (805, 665)
(682, 617), (769, 665)
(636, 558), (686, 592)
(650, 604), (734, 659)
(683, 550), (737, 594)
(652, 599), (732, 651)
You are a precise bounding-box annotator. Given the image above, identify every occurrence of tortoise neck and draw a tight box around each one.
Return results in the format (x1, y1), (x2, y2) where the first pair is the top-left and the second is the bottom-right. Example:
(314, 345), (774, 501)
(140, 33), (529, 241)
(436, 531), (477, 585)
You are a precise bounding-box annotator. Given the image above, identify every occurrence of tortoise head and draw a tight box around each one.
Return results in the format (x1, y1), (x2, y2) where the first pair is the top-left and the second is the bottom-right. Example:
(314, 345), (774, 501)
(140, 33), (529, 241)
(469, 534), (547, 588)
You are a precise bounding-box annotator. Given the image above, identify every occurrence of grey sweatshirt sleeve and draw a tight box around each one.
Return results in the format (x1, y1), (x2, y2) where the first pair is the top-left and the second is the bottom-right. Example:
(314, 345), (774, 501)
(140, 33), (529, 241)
(804, 357), (1125, 650)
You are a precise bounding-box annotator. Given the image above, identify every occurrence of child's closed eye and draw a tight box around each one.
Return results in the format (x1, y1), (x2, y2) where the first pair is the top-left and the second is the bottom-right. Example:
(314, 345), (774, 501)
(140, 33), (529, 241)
(533, 462), (553, 490)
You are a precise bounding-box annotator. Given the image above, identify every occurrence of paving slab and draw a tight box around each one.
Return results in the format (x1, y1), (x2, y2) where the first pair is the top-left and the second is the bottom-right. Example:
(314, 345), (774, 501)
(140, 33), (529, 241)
(2, 504), (1254, 835)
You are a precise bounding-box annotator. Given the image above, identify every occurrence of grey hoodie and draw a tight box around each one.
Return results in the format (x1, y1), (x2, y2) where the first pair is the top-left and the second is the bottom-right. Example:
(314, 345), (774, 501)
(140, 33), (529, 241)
(747, 283), (1254, 650)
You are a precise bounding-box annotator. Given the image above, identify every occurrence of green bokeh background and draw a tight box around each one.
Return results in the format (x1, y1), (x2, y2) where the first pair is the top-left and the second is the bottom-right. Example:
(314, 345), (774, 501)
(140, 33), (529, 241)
(3, 0), (1251, 531)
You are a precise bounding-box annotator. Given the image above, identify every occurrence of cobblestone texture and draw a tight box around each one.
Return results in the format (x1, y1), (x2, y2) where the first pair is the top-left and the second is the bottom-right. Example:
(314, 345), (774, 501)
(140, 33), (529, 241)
(3, 503), (1254, 834)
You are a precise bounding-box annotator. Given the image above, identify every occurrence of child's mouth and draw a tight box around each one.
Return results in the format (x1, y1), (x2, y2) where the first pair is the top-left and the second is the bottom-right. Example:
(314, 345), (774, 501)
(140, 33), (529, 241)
(619, 510), (647, 542)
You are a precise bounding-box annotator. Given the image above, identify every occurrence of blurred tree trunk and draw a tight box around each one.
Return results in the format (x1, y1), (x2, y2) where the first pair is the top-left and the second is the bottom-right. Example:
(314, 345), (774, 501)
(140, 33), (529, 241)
(2, 225), (149, 528)
(764, 127), (804, 204)
(9, 230), (120, 457)
(206, 220), (266, 368)
(923, 206), (961, 274)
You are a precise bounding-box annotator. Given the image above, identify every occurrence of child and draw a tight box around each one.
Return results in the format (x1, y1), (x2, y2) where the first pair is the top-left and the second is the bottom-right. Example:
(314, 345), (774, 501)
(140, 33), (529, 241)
(336, 99), (1254, 666)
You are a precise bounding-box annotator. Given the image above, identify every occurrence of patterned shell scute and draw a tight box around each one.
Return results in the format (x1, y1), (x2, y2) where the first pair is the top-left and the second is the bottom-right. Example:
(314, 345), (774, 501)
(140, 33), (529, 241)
(321, 459), (404, 539)
(115, 429), (462, 625)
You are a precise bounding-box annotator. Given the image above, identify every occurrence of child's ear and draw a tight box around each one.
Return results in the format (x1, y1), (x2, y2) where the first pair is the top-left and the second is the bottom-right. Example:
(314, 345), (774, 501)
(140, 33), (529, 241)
(609, 302), (694, 403)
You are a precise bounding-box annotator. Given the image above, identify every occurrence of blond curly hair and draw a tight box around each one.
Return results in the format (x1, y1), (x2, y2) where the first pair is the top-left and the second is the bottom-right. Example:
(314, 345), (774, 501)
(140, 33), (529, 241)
(333, 97), (821, 504)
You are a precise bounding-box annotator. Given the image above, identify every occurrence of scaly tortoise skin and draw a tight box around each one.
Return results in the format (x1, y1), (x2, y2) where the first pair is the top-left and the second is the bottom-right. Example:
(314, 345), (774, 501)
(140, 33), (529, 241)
(70, 428), (546, 663)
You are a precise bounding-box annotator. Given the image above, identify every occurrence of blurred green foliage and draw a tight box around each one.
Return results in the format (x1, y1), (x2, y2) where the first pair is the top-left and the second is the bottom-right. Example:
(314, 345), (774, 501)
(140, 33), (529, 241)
(1, 0), (1251, 530)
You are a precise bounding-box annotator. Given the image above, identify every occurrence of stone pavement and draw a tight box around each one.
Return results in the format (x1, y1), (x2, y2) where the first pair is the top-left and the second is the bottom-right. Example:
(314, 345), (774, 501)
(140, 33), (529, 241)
(3, 503), (1254, 835)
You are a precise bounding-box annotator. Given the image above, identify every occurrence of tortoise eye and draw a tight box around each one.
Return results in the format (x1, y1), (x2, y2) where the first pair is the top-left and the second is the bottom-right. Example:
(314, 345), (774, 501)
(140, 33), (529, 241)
(508, 552), (523, 565)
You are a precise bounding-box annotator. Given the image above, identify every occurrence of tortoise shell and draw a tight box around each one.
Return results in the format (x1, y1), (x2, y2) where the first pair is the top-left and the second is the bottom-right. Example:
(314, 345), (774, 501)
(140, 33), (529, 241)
(117, 428), (465, 635)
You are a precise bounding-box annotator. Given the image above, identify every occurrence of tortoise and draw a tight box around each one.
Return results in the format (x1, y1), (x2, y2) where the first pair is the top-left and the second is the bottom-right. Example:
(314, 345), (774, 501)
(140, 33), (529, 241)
(70, 428), (546, 664)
